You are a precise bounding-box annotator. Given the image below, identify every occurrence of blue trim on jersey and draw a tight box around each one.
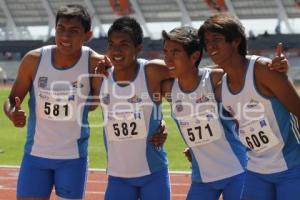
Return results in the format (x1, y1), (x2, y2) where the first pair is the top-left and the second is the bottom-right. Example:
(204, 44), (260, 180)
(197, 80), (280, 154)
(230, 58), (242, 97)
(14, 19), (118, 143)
(290, 114), (300, 143)
(270, 98), (300, 169)
(146, 105), (168, 173)
(220, 106), (247, 169)
(25, 88), (37, 154)
(190, 150), (202, 182)
(77, 96), (91, 157)
(77, 94), (92, 157)
(102, 112), (109, 161)
(24, 47), (42, 154)
(171, 112), (203, 182)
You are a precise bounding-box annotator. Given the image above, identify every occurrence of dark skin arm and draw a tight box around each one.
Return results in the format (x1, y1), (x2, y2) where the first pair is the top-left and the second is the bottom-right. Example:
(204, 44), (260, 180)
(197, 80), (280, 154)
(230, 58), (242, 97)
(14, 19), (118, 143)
(145, 59), (171, 147)
(89, 50), (108, 111)
(3, 49), (40, 127)
(255, 59), (300, 122)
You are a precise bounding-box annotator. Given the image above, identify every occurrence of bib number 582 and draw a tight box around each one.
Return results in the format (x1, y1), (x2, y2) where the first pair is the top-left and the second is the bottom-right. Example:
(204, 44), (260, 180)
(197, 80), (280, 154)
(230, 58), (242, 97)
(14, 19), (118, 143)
(112, 122), (138, 136)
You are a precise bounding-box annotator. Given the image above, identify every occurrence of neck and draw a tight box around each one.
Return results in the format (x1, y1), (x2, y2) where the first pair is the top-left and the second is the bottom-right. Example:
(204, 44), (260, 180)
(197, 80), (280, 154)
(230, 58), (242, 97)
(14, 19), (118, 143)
(54, 48), (81, 68)
(220, 54), (248, 85)
(178, 67), (200, 93)
(114, 61), (139, 82)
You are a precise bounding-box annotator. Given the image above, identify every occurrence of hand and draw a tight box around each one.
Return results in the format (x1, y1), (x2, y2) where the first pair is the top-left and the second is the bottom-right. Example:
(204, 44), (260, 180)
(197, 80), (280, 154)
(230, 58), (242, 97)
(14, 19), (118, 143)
(94, 56), (112, 77)
(10, 97), (26, 128)
(183, 147), (192, 163)
(268, 43), (289, 73)
(149, 120), (168, 149)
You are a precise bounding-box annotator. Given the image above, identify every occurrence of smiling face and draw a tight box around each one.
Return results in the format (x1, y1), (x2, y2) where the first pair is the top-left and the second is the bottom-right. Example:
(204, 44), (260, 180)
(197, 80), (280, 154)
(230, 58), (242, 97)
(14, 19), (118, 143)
(106, 31), (142, 70)
(55, 17), (92, 56)
(163, 39), (198, 78)
(203, 31), (238, 66)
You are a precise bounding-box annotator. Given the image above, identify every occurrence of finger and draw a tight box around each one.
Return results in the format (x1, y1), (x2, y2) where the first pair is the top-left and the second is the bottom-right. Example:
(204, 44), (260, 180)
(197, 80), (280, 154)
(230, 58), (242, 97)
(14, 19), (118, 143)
(104, 56), (112, 68)
(14, 96), (21, 111)
(276, 43), (283, 57)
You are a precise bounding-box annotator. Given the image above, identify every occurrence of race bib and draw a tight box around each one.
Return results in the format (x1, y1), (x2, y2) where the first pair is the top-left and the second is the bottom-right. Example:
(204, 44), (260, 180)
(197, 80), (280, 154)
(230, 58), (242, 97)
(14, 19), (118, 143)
(178, 111), (222, 147)
(106, 110), (147, 142)
(37, 89), (77, 121)
(239, 117), (280, 153)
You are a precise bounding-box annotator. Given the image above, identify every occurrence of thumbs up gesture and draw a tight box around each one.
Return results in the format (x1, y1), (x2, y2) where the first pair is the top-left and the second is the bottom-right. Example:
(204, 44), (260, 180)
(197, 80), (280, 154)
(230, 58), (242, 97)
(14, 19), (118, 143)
(269, 43), (289, 73)
(10, 97), (26, 128)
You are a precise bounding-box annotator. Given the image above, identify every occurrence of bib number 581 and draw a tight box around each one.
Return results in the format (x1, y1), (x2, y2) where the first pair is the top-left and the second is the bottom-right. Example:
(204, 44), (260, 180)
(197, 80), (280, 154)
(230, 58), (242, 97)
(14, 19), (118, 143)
(44, 102), (69, 117)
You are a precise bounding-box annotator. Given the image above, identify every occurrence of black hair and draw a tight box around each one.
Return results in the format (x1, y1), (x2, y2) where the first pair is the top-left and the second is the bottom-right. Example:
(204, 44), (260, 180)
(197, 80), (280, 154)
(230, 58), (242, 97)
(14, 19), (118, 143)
(108, 16), (143, 46)
(56, 4), (91, 32)
(162, 26), (202, 67)
(198, 13), (247, 56)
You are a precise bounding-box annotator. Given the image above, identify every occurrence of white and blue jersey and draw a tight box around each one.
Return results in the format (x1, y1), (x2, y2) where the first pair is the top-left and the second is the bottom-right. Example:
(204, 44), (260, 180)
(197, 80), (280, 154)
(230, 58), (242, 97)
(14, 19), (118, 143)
(26, 45), (91, 159)
(171, 68), (246, 183)
(100, 58), (168, 178)
(222, 55), (300, 174)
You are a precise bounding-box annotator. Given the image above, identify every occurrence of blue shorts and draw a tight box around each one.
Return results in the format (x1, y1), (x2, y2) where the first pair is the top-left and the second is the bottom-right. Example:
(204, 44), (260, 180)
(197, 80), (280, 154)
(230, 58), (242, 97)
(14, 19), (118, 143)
(105, 168), (170, 200)
(241, 165), (300, 200)
(187, 172), (245, 200)
(17, 154), (88, 199)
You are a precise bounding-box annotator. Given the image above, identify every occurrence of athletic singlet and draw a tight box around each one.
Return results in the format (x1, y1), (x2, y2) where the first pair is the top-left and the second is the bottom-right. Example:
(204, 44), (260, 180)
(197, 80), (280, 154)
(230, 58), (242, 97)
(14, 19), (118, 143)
(222, 55), (300, 174)
(26, 45), (91, 159)
(171, 68), (245, 182)
(100, 58), (168, 178)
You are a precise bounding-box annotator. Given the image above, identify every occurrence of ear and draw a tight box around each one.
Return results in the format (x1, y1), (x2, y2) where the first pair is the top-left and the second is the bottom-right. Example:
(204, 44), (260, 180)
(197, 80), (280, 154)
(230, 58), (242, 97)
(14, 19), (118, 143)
(232, 37), (241, 48)
(85, 31), (93, 42)
(135, 44), (143, 54)
(191, 51), (201, 65)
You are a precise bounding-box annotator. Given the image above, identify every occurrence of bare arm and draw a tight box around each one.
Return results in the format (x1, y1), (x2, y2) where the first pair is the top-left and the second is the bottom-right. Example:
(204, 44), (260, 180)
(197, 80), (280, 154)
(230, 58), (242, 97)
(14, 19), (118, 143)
(3, 49), (40, 127)
(209, 68), (224, 102)
(89, 50), (106, 111)
(255, 61), (300, 122)
(145, 59), (170, 103)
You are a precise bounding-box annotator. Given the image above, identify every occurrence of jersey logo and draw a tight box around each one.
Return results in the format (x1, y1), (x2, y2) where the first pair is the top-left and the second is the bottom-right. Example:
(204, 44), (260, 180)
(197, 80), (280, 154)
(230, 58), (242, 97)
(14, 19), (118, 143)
(175, 100), (183, 112)
(127, 95), (142, 103)
(226, 106), (235, 116)
(196, 95), (210, 103)
(259, 119), (267, 128)
(101, 94), (110, 105)
(71, 81), (84, 88)
(246, 99), (260, 108)
(38, 77), (48, 88)
(68, 95), (75, 101)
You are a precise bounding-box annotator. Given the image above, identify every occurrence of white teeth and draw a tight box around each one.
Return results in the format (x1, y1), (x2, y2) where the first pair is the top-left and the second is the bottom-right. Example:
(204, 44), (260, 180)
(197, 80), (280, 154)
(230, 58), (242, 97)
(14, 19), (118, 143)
(61, 42), (71, 47)
(113, 57), (123, 61)
(168, 66), (175, 70)
(211, 51), (218, 56)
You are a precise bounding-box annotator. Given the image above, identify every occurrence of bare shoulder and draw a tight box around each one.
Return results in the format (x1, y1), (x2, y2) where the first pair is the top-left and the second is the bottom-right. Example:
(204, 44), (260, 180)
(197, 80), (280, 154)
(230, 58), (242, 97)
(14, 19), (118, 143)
(145, 59), (169, 81)
(209, 68), (224, 87)
(19, 48), (42, 74)
(256, 56), (271, 66)
(255, 57), (285, 78)
(89, 50), (105, 66)
(146, 59), (165, 67)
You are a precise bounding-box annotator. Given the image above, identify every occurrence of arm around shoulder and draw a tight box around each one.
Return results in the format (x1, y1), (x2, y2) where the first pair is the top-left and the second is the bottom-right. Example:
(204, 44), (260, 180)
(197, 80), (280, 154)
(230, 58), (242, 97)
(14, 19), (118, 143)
(255, 61), (300, 121)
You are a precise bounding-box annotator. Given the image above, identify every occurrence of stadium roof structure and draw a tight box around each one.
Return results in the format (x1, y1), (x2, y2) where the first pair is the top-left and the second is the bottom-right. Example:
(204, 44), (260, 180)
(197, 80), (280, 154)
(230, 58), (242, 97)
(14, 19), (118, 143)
(0, 0), (299, 40)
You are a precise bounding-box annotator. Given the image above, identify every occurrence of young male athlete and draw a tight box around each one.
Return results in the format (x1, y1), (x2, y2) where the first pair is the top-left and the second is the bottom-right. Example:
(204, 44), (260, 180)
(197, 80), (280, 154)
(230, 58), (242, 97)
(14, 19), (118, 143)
(161, 26), (246, 200)
(199, 13), (300, 200)
(3, 4), (105, 200)
(97, 17), (170, 200)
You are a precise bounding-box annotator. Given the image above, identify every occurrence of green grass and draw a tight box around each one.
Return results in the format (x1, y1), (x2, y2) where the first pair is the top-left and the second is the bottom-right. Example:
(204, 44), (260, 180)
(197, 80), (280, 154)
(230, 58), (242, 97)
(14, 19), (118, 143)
(0, 89), (190, 171)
